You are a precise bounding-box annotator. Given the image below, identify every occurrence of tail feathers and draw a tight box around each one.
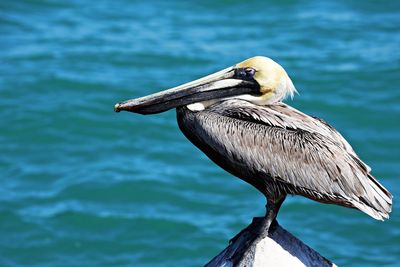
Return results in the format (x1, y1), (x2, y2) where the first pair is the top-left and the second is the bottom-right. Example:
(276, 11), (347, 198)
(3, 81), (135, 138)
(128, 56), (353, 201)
(353, 174), (392, 221)
(351, 200), (390, 221)
(367, 174), (392, 206)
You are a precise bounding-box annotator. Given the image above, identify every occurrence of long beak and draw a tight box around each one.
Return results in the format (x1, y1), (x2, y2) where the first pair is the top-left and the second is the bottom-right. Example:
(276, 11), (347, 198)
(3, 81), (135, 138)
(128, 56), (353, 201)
(114, 67), (259, 114)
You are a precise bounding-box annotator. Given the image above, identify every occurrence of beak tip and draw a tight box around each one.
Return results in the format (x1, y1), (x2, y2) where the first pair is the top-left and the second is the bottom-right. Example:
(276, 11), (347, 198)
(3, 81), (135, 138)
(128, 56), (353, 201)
(114, 103), (122, 112)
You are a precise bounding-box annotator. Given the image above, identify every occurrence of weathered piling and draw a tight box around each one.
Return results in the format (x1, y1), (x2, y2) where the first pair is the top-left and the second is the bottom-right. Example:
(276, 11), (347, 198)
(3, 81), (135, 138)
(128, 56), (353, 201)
(205, 218), (336, 267)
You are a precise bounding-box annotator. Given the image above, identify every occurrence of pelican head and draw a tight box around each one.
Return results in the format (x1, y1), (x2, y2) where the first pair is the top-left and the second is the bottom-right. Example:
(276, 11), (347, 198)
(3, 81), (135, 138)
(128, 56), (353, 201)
(115, 56), (296, 114)
(235, 56), (296, 105)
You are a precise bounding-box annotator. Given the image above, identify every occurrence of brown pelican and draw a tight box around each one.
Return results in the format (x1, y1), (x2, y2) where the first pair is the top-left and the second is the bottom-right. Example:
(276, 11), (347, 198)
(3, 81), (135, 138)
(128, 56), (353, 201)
(114, 56), (392, 236)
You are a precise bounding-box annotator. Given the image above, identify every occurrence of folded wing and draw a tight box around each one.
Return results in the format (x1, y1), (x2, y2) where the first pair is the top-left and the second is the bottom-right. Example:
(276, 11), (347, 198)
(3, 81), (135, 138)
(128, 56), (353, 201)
(193, 99), (392, 220)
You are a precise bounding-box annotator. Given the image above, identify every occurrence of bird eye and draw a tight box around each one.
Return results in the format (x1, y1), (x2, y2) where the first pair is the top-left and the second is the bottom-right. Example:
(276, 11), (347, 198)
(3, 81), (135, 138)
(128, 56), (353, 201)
(234, 67), (257, 80)
(244, 68), (256, 77)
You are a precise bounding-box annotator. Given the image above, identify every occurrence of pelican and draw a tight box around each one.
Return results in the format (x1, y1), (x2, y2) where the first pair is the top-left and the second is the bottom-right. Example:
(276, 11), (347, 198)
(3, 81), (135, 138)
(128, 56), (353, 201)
(114, 56), (392, 236)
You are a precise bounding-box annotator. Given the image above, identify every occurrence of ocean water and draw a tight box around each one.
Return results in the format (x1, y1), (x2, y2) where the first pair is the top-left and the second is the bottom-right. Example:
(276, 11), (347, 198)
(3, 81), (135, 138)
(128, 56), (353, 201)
(1, 0), (399, 266)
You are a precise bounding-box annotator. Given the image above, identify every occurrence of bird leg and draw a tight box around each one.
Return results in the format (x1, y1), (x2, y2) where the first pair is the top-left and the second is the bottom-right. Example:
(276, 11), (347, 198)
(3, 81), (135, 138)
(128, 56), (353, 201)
(228, 195), (286, 245)
(258, 195), (286, 238)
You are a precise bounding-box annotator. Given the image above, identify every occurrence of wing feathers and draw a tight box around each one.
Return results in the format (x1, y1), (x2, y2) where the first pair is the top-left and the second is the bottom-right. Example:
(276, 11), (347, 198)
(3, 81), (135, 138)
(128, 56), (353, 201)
(199, 100), (392, 220)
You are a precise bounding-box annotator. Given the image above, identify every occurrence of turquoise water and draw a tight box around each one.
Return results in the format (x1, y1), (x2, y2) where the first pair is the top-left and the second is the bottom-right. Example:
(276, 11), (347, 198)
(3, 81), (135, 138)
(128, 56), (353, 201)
(1, 0), (399, 266)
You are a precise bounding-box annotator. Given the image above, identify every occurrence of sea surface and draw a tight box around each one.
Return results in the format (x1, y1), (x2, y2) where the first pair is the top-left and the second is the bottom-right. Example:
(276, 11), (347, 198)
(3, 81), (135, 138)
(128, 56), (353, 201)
(1, 0), (399, 266)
